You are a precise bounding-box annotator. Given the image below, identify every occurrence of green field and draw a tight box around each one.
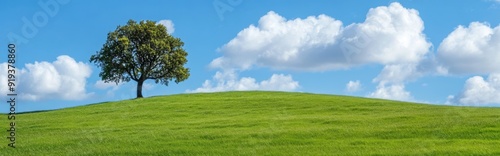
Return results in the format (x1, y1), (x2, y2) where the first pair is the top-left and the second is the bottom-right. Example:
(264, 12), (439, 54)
(2, 91), (500, 155)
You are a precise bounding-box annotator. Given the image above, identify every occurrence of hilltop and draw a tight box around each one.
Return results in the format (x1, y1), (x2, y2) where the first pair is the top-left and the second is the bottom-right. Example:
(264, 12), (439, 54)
(2, 91), (500, 155)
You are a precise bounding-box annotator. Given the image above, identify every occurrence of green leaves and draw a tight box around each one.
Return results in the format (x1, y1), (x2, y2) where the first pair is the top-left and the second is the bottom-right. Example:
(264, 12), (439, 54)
(90, 19), (190, 96)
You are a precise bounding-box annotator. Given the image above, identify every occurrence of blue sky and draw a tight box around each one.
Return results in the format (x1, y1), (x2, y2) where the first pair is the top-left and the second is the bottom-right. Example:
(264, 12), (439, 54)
(2, 0), (500, 112)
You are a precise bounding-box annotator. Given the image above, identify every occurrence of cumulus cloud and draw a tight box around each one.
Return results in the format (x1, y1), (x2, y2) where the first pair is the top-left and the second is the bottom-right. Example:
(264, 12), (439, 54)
(437, 22), (500, 105)
(447, 74), (500, 105)
(438, 22), (500, 74)
(209, 2), (431, 71)
(370, 62), (434, 99)
(188, 71), (299, 93)
(346, 80), (361, 92)
(209, 11), (343, 71)
(369, 83), (412, 101)
(373, 64), (422, 84)
(340, 2), (430, 65)
(203, 2), (434, 101)
(0, 55), (93, 101)
(0, 63), (11, 96)
(157, 20), (175, 34)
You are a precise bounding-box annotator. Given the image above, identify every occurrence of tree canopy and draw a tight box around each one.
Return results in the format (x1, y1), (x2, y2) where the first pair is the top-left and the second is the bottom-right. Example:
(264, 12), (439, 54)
(90, 20), (189, 98)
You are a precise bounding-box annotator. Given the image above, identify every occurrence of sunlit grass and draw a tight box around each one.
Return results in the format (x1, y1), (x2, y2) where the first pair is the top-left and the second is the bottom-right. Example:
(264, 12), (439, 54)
(2, 91), (500, 155)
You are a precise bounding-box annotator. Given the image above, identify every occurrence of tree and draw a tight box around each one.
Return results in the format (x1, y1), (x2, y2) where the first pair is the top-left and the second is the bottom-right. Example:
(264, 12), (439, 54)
(90, 20), (189, 98)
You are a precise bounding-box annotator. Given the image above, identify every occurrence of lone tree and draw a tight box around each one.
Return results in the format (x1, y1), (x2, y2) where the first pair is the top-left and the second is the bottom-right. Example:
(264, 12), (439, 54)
(90, 20), (189, 98)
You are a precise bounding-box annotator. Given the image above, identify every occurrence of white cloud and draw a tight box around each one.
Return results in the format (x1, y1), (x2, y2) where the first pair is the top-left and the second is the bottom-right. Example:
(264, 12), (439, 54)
(438, 22), (500, 105)
(157, 20), (175, 34)
(373, 64), (422, 84)
(0, 63), (11, 96)
(188, 71), (299, 93)
(346, 80), (361, 92)
(0, 55), (93, 101)
(260, 74), (300, 91)
(447, 74), (500, 105)
(199, 2), (433, 102)
(95, 80), (123, 97)
(438, 22), (500, 74)
(209, 2), (431, 71)
(369, 83), (412, 101)
(209, 11), (343, 71)
(369, 63), (425, 101)
(340, 2), (430, 65)
(95, 80), (122, 90)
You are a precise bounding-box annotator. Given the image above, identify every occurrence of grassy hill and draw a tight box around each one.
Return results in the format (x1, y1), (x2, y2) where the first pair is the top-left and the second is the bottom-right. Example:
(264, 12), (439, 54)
(2, 91), (500, 155)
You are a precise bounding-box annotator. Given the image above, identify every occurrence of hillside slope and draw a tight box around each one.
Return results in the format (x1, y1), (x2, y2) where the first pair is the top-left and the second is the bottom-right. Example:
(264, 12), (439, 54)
(2, 91), (500, 155)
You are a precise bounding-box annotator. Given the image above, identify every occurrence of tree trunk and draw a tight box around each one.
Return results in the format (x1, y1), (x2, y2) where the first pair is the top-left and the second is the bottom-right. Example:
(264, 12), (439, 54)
(137, 80), (144, 98)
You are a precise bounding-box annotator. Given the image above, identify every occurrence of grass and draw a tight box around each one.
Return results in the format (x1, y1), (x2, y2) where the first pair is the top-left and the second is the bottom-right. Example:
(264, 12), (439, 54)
(2, 91), (500, 155)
